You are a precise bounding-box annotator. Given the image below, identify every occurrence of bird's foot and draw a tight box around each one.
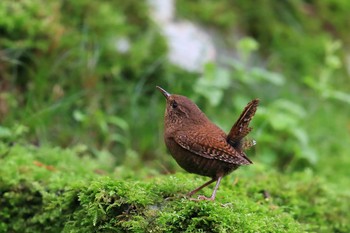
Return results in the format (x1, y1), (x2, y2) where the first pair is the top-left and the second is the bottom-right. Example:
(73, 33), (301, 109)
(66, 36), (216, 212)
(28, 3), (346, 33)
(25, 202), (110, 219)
(187, 191), (196, 197)
(197, 195), (215, 201)
(189, 195), (215, 201)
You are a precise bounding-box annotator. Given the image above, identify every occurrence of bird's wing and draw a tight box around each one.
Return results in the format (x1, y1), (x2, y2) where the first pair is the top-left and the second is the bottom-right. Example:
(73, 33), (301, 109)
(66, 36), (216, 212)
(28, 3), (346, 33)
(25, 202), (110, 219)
(227, 99), (259, 148)
(174, 132), (252, 165)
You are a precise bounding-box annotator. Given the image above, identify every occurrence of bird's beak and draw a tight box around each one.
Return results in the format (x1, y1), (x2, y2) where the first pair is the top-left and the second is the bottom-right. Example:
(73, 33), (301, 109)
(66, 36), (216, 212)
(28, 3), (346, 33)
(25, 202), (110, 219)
(156, 86), (171, 99)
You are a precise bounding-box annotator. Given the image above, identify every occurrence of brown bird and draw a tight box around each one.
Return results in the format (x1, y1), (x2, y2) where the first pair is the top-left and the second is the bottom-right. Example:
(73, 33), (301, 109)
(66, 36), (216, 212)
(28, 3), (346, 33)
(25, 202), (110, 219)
(157, 86), (259, 201)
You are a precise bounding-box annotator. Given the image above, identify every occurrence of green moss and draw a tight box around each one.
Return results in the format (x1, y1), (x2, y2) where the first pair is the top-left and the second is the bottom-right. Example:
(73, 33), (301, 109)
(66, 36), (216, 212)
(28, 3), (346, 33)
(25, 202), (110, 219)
(0, 143), (349, 232)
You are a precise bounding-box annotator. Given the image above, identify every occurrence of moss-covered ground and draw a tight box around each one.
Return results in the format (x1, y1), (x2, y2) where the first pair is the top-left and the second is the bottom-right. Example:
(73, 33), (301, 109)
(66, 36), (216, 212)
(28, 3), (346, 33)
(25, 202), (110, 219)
(1, 143), (348, 232)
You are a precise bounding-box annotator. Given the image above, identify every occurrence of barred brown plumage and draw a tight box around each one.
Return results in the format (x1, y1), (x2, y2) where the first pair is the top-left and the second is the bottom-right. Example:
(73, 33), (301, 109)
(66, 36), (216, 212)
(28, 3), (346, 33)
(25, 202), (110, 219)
(157, 86), (259, 201)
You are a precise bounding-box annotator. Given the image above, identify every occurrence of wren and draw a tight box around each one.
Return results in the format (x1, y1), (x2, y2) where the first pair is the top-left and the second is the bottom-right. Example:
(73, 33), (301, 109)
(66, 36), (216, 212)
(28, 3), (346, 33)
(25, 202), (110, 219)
(157, 86), (259, 201)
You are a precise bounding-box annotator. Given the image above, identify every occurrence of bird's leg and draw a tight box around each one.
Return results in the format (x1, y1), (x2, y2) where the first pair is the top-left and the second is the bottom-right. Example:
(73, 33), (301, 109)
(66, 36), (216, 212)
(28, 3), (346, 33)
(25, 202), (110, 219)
(187, 178), (215, 197)
(188, 176), (223, 201)
(197, 176), (223, 201)
(210, 176), (222, 200)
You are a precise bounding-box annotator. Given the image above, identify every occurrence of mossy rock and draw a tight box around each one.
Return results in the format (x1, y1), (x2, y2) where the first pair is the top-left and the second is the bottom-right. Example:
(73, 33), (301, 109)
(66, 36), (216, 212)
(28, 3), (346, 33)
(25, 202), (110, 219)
(0, 143), (348, 232)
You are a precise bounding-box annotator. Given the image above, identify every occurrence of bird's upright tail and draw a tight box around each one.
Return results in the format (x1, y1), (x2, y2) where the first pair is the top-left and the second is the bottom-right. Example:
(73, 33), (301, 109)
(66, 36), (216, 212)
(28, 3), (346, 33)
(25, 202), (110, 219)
(227, 99), (259, 152)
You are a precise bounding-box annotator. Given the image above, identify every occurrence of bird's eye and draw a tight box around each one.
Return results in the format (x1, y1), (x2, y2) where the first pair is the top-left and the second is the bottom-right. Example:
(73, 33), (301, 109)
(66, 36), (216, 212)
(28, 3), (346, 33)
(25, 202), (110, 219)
(172, 101), (178, 108)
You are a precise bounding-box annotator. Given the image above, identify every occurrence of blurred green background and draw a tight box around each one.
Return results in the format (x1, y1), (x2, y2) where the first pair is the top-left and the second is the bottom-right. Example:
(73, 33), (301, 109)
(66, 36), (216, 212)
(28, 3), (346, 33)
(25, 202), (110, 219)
(1, 0), (349, 187)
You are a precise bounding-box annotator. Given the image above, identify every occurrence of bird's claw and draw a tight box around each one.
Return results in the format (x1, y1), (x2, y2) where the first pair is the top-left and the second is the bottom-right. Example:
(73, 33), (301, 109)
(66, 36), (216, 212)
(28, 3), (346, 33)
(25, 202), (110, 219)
(188, 195), (214, 201)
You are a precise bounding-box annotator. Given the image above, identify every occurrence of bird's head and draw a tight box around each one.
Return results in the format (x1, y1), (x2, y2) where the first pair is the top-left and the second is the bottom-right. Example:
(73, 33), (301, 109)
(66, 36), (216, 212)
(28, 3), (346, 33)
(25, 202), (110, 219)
(156, 86), (208, 126)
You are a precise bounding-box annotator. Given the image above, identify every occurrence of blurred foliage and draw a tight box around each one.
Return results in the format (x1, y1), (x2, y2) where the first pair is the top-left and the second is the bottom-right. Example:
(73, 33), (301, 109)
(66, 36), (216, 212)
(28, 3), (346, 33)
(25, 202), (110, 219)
(1, 143), (349, 232)
(177, 0), (350, 79)
(0, 0), (168, 164)
(0, 0), (349, 199)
